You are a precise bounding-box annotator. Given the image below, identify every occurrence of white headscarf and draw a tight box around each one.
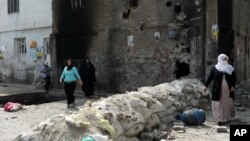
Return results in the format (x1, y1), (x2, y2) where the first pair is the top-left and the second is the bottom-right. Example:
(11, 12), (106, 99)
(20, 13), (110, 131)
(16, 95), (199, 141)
(215, 54), (234, 75)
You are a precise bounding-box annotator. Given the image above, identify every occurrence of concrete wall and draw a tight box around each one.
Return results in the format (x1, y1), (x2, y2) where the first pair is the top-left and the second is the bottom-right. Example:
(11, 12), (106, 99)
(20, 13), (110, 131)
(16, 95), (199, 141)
(205, 0), (218, 78)
(0, 0), (52, 32)
(52, 0), (205, 92)
(232, 0), (250, 82)
(205, 0), (250, 83)
(0, 0), (52, 84)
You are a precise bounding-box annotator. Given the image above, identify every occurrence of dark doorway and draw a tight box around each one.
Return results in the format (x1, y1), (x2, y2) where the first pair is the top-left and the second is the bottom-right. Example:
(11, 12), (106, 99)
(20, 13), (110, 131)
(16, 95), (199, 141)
(174, 61), (190, 79)
(53, 0), (95, 70)
(218, 0), (233, 57)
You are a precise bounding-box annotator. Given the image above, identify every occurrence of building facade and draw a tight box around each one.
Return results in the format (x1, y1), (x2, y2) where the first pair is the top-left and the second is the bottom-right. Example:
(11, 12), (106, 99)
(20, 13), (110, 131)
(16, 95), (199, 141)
(0, 0), (52, 84)
(5, 0), (245, 92)
(206, 0), (250, 82)
(51, 0), (205, 92)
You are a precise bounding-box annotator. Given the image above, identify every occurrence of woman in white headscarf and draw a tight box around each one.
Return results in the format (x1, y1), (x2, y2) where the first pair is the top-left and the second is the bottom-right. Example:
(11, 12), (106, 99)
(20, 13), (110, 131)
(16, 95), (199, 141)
(204, 54), (236, 125)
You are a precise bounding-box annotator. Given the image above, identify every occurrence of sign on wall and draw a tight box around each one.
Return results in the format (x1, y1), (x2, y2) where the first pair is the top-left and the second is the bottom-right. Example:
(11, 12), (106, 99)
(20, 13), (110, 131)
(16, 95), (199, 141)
(1, 45), (6, 52)
(29, 48), (37, 61)
(128, 35), (134, 47)
(30, 41), (37, 48)
(212, 24), (219, 41)
(36, 47), (44, 59)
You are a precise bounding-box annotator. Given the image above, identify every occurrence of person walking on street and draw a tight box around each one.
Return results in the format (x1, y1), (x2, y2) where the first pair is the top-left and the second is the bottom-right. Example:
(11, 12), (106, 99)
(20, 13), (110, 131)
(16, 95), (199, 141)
(204, 54), (236, 126)
(79, 56), (96, 97)
(60, 58), (83, 108)
(41, 62), (52, 91)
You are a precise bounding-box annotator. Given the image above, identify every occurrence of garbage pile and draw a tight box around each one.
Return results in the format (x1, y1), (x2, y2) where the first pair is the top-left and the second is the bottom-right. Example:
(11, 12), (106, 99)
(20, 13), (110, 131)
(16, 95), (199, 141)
(13, 79), (209, 141)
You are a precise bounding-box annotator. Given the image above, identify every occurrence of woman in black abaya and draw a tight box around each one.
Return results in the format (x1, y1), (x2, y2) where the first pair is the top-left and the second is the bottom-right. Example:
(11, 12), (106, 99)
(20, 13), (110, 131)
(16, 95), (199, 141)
(79, 57), (96, 97)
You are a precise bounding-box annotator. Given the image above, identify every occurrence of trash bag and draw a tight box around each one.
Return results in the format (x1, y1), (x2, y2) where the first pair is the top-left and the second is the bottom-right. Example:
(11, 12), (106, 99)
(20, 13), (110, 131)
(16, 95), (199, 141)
(175, 108), (206, 125)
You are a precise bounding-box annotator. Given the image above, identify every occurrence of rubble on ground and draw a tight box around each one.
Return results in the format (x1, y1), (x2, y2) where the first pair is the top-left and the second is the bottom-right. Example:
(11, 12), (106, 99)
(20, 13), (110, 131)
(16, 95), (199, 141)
(13, 79), (209, 141)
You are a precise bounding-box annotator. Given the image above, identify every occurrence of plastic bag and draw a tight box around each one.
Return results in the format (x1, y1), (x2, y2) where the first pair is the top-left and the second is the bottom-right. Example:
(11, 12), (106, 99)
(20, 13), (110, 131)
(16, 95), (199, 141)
(4, 102), (23, 112)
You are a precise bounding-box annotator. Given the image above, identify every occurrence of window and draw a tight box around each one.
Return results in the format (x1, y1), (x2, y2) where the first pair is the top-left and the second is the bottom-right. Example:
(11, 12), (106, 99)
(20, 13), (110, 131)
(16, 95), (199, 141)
(8, 0), (19, 13)
(44, 38), (50, 54)
(15, 38), (26, 53)
(71, 0), (84, 10)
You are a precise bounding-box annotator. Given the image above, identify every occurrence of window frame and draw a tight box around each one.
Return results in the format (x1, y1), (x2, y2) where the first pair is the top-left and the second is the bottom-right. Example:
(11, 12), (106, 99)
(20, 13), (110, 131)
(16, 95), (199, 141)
(15, 38), (27, 54)
(7, 0), (19, 14)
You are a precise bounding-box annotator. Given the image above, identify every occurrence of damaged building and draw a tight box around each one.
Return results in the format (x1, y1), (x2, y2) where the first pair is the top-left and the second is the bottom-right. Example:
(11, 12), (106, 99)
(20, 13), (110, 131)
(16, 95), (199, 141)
(51, 0), (205, 92)
(0, 0), (249, 92)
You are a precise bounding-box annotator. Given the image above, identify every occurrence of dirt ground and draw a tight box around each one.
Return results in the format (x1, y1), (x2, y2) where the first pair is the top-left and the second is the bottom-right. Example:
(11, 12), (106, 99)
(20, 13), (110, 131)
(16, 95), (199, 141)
(1, 94), (250, 141)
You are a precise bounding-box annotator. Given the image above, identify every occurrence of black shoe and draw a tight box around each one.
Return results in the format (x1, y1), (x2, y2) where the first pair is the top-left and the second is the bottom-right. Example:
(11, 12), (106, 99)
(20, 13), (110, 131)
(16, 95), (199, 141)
(67, 103), (75, 108)
(217, 121), (223, 126)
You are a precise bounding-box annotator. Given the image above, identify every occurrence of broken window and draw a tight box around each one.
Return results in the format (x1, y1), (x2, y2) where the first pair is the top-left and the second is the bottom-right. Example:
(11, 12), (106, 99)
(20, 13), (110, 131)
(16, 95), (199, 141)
(174, 61), (190, 79)
(174, 3), (181, 14)
(8, 0), (19, 14)
(122, 9), (131, 20)
(15, 38), (26, 54)
(70, 0), (84, 10)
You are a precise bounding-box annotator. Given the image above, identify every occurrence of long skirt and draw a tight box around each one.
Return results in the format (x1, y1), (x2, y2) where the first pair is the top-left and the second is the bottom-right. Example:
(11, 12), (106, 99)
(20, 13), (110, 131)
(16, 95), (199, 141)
(82, 81), (94, 97)
(212, 76), (235, 122)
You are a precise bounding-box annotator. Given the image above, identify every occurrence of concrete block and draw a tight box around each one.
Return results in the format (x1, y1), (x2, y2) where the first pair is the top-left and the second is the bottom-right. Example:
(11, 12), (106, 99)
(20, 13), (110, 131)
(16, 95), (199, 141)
(216, 126), (228, 133)
(173, 125), (185, 131)
(236, 106), (245, 112)
(140, 132), (154, 141)
(153, 129), (168, 140)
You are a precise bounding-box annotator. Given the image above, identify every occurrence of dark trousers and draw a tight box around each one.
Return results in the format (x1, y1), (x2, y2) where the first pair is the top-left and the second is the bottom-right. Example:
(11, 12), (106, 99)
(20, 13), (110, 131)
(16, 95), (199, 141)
(44, 76), (51, 91)
(82, 81), (94, 97)
(64, 82), (76, 105)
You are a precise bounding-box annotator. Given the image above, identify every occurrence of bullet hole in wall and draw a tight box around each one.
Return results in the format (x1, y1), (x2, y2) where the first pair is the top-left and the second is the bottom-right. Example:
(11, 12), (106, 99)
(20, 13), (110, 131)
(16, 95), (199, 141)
(122, 9), (131, 20)
(176, 45), (179, 48)
(174, 61), (190, 79)
(166, 1), (172, 7)
(156, 36), (159, 41)
(175, 3), (182, 14)
(186, 46), (191, 53)
(140, 24), (144, 31)
(129, 0), (139, 8)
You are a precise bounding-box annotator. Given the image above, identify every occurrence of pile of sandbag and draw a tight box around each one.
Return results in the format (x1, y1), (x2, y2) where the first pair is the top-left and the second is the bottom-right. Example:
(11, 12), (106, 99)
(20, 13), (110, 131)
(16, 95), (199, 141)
(13, 79), (209, 141)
